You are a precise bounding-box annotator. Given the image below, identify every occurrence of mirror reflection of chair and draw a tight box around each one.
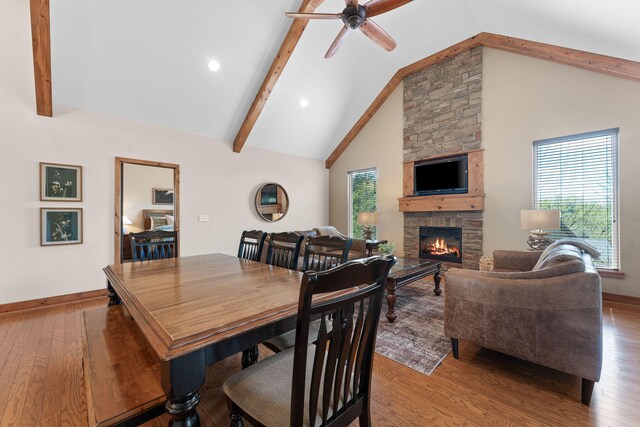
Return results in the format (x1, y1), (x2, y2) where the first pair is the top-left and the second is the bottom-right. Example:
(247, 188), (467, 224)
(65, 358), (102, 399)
(223, 256), (396, 427)
(266, 232), (304, 270)
(237, 230), (267, 262)
(129, 231), (177, 262)
(265, 235), (354, 353)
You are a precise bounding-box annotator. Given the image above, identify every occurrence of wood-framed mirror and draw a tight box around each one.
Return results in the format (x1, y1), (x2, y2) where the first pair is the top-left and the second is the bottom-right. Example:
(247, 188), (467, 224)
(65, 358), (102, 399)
(255, 183), (289, 222)
(114, 157), (180, 263)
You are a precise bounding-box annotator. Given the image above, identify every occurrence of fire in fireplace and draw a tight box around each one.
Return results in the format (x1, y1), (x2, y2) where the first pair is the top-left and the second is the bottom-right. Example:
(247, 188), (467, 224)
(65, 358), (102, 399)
(419, 226), (462, 263)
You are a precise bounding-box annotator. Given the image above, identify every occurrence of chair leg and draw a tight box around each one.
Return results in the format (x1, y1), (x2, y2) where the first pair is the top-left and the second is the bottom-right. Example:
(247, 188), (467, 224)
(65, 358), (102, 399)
(451, 338), (459, 359)
(229, 402), (244, 427)
(581, 378), (595, 405)
(359, 399), (371, 427)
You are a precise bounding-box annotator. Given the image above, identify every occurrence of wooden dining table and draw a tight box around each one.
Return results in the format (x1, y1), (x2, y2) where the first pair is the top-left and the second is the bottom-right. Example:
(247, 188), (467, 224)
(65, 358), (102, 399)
(103, 253), (328, 426)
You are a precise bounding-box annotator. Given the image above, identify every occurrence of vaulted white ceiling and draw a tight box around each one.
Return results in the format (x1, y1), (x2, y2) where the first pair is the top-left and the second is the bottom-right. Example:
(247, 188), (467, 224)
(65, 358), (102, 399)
(51, 0), (640, 161)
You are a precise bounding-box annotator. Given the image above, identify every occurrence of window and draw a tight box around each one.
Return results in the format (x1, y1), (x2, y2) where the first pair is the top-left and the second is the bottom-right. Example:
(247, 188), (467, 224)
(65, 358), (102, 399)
(533, 128), (619, 269)
(348, 168), (378, 239)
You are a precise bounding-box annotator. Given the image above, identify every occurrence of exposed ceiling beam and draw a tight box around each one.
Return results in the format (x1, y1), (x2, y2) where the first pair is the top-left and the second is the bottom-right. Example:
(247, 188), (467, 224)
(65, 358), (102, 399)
(478, 33), (640, 82)
(232, 0), (326, 153)
(29, 0), (53, 117)
(325, 32), (640, 169)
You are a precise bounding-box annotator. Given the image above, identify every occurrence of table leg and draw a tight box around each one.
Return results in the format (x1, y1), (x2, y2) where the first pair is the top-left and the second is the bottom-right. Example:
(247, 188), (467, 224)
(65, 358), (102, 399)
(241, 346), (259, 369)
(107, 280), (121, 306)
(433, 267), (442, 296)
(385, 281), (397, 323)
(162, 349), (206, 427)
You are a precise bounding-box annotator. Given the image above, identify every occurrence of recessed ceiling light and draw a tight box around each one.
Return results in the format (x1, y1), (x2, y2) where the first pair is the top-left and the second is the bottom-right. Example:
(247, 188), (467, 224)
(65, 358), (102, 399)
(208, 59), (221, 72)
(300, 99), (309, 108)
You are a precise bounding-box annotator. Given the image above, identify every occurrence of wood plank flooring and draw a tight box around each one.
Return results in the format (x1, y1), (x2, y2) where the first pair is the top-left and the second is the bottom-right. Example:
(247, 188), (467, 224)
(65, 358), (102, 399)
(0, 297), (638, 426)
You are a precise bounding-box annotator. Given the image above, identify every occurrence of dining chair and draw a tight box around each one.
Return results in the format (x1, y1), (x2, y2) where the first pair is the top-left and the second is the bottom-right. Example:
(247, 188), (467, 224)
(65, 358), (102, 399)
(129, 230), (177, 262)
(264, 235), (353, 353)
(237, 230), (267, 262)
(223, 255), (395, 427)
(302, 235), (353, 272)
(266, 232), (304, 270)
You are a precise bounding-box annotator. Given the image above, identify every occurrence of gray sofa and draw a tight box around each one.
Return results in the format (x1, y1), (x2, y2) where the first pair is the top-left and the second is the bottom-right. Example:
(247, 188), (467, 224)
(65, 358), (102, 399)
(444, 243), (603, 404)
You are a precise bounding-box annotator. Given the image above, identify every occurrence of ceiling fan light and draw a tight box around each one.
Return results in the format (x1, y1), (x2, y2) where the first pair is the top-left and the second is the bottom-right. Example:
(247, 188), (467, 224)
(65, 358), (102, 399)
(300, 99), (309, 108)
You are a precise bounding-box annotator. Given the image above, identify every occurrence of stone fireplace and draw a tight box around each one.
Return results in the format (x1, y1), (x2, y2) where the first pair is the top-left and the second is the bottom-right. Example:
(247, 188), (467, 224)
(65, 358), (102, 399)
(402, 47), (484, 270)
(419, 226), (462, 263)
(404, 212), (482, 269)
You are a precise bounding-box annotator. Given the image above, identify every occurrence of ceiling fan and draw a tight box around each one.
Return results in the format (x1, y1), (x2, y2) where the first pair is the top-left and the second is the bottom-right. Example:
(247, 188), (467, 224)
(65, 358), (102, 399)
(286, 0), (413, 58)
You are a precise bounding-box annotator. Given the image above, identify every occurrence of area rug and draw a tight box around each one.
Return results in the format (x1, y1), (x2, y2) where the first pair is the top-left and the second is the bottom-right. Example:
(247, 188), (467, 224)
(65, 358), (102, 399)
(375, 279), (450, 375)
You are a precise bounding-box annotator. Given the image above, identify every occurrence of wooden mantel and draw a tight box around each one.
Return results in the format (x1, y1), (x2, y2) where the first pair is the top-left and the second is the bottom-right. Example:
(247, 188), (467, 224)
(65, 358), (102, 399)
(399, 149), (484, 212)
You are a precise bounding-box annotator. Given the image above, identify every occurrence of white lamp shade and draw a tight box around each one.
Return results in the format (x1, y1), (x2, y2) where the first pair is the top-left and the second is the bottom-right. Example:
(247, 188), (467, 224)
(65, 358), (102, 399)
(520, 209), (560, 230)
(122, 216), (133, 225)
(357, 212), (378, 225)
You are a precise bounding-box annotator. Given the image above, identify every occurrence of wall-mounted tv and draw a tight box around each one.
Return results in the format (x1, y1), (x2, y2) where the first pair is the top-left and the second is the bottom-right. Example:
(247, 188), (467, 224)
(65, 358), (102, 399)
(260, 184), (278, 205)
(414, 154), (468, 196)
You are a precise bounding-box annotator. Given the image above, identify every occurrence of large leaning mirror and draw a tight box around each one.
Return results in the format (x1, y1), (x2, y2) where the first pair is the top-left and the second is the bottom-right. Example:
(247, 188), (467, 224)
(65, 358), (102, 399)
(255, 183), (289, 222)
(115, 158), (180, 263)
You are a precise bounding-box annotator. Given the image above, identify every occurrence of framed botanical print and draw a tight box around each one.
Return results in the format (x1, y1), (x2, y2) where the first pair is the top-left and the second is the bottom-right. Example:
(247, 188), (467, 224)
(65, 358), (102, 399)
(41, 208), (83, 246)
(152, 188), (174, 205)
(40, 162), (83, 201)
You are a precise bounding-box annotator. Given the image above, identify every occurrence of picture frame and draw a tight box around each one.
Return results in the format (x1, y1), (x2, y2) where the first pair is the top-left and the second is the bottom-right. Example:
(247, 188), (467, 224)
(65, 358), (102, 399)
(40, 162), (83, 202)
(40, 208), (83, 246)
(152, 188), (174, 205)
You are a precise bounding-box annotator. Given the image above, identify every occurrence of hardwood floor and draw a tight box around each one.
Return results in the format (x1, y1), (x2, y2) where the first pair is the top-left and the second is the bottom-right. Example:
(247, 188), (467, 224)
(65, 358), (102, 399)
(0, 297), (638, 426)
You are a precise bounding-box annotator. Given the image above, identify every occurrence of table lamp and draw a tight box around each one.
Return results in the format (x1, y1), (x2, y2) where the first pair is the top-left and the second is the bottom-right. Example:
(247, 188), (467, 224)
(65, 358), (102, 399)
(357, 212), (378, 240)
(520, 209), (560, 250)
(122, 216), (133, 234)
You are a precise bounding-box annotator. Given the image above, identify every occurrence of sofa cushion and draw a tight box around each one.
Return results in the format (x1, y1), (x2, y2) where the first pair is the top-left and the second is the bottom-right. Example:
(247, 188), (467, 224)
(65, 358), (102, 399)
(533, 244), (584, 270)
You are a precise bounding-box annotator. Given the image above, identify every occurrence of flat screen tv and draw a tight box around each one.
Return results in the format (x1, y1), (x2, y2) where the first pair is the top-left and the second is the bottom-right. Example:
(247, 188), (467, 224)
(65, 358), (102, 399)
(414, 155), (468, 196)
(260, 184), (278, 205)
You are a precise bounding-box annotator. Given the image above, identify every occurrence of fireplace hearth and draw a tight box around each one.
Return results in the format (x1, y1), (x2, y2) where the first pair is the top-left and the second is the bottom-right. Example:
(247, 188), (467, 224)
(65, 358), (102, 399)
(419, 226), (462, 263)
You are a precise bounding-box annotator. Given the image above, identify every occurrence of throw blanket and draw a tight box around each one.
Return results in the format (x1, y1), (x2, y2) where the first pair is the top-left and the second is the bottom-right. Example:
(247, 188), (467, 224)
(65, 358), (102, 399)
(533, 238), (601, 271)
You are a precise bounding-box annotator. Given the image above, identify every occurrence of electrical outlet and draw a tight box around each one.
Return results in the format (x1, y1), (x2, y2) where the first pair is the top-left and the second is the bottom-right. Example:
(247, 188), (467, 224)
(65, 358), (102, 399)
(198, 214), (209, 222)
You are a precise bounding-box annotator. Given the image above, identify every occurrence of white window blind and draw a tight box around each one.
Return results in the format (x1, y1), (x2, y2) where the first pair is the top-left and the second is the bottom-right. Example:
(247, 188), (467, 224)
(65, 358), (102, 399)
(533, 129), (619, 269)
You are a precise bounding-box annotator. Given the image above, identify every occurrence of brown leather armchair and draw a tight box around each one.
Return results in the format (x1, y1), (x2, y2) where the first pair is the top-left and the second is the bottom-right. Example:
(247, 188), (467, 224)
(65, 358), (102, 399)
(444, 244), (603, 405)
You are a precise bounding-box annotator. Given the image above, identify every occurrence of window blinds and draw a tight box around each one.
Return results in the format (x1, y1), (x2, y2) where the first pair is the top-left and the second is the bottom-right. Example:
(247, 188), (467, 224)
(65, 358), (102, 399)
(533, 129), (619, 269)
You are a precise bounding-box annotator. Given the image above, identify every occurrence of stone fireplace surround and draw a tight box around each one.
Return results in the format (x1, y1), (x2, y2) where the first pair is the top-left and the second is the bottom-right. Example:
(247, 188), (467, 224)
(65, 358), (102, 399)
(405, 212), (483, 270)
(402, 47), (484, 270)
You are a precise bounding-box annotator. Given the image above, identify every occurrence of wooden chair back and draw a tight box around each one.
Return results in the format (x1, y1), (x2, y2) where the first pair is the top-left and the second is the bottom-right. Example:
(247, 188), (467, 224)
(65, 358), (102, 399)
(129, 231), (177, 262)
(237, 230), (267, 262)
(291, 255), (396, 427)
(266, 232), (304, 270)
(303, 235), (353, 272)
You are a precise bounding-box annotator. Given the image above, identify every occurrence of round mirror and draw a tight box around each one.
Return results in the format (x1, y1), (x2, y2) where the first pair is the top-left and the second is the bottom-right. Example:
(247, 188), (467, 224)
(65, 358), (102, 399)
(255, 183), (289, 222)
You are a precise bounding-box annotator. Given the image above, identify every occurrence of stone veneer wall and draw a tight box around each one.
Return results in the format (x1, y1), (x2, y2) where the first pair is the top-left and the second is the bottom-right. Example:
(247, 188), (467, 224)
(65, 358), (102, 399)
(403, 47), (483, 269)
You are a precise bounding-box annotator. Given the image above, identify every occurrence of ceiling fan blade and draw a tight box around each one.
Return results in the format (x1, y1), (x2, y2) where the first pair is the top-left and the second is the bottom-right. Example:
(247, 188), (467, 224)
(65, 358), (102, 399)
(359, 19), (397, 51)
(325, 26), (351, 58)
(363, 0), (412, 17)
(285, 12), (342, 20)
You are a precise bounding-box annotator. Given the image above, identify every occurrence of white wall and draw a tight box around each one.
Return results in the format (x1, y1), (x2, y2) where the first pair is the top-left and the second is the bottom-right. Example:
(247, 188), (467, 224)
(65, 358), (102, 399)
(329, 84), (405, 255)
(0, 0), (328, 304)
(482, 48), (640, 297)
(123, 164), (174, 232)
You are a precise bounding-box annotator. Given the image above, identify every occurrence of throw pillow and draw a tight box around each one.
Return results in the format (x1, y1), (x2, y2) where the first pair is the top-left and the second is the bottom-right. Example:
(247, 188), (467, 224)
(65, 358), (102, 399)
(150, 216), (168, 229)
